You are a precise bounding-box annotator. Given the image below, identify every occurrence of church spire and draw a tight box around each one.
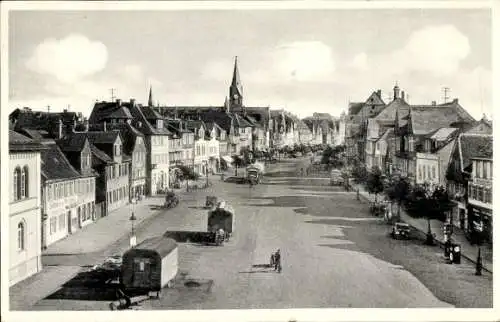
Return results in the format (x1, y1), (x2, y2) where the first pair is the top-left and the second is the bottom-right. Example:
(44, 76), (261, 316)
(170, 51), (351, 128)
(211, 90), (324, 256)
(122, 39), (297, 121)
(231, 56), (243, 95)
(229, 56), (244, 113)
(148, 86), (153, 107)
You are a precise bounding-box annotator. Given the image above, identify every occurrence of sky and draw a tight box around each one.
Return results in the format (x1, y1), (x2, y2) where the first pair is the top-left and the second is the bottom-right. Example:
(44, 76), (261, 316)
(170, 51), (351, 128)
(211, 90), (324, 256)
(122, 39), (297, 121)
(8, 8), (492, 119)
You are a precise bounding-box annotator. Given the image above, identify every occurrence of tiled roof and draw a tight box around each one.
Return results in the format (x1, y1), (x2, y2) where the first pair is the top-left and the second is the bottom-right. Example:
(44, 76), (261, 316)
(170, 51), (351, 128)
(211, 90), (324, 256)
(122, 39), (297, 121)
(57, 132), (88, 152)
(141, 105), (164, 120)
(365, 91), (385, 106)
(197, 111), (234, 132)
(184, 120), (205, 130)
(459, 134), (493, 169)
(40, 143), (82, 181)
(233, 114), (253, 128)
(409, 103), (475, 135)
(106, 123), (144, 155)
(427, 127), (459, 141)
(85, 131), (120, 145)
(18, 128), (51, 141)
(9, 130), (47, 151)
(89, 101), (134, 123)
(107, 107), (133, 119)
(129, 105), (171, 136)
(374, 98), (409, 121)
(90, 144), (113, 164)
(348, 102), (364, 116)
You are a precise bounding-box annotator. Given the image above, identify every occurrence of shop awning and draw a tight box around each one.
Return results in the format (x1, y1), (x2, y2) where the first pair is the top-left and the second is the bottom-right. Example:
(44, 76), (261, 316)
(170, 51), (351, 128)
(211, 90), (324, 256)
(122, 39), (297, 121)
(221, 155), (233, 167)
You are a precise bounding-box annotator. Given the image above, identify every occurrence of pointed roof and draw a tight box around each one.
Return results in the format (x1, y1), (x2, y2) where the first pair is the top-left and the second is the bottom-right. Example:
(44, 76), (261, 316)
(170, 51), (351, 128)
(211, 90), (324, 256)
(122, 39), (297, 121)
(9, 130), (47, 152)
(408, 100), (476, 135)
(148, 86), (153, 107)
(459, 134), (493, 169)
(375, 97), (410, 122)
(231, 56), (243, 96)
(40, 143), (83, 181)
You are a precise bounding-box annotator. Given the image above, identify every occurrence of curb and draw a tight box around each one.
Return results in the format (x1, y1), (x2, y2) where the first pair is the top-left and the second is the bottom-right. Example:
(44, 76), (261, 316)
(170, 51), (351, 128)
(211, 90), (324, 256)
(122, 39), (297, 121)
(352, 185), (492, 275)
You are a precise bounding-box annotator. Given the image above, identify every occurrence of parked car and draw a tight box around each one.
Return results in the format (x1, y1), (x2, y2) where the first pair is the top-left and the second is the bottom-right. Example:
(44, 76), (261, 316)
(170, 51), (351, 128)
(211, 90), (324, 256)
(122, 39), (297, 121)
(391, 222), (411, 239)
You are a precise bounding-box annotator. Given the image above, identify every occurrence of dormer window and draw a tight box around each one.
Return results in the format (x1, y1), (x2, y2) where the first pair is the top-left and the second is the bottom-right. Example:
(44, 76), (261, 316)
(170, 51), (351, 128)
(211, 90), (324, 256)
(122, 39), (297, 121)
(157, 119), (163, 129)
(114, 144), (121, 156)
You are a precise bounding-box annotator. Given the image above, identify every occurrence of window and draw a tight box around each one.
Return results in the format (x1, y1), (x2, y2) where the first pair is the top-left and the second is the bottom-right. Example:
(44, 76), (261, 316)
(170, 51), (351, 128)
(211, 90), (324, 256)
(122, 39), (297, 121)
(20, 167), (27, 198)
(476, 161), (481, 178)
(17, 221), (25, 251)
(432, 166), (436, 180)
(58, 213), (66, 230)
(13, 167), (19, 201)
(418, 166), (422, 180)
(50, 217), (57, 235)
(483, 161), (488, 179)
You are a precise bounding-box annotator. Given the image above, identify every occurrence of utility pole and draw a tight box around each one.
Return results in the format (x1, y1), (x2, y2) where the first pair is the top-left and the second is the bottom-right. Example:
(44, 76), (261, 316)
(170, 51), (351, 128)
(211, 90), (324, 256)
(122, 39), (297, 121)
(442, 87), (450, 104)
(110, 88), (116, 102)
(47, 105), (51, 113)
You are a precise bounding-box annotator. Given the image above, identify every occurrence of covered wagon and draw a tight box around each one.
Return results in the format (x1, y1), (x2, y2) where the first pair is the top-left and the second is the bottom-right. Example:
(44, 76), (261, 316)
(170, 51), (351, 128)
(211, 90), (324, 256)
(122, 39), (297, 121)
(120, 237), (178, 297)
(208, 201), (235, 240)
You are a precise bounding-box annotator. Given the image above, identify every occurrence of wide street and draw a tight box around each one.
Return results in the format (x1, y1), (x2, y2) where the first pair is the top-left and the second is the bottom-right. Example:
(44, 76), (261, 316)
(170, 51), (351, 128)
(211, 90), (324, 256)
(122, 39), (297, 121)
(29, 158), (491, 310)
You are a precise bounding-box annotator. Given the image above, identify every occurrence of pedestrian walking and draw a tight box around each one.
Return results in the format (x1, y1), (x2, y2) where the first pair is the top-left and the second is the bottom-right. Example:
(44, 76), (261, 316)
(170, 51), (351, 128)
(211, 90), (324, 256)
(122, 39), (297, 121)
(274, 249), (281, 271)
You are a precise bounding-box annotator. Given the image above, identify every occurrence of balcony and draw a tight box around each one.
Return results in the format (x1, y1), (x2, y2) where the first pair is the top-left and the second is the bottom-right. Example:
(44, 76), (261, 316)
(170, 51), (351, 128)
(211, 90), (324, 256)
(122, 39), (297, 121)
(468, 183), (492, 210)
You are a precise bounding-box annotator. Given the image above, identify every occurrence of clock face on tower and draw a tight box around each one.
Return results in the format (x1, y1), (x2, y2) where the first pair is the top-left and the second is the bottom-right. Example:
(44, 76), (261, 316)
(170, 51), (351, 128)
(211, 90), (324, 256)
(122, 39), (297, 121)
(233, 94), (239, 100)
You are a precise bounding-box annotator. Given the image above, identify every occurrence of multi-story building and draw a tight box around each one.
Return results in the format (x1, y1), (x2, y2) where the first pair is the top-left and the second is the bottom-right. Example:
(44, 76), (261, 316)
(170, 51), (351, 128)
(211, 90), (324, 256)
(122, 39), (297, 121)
(205, 122), (224, 172)
(185, 120), (210, 175)
(446, 133), (492, 232)
(9, 131), (46, 286)
(105, 122), (148, 200)
(15, 128), (98, 246)
(467, 154), (493, 243)
(90, 99), (171, 195)
(40, 142), (96, 248)
(393, 98), (476, 184)
(166, 119), (195, 167)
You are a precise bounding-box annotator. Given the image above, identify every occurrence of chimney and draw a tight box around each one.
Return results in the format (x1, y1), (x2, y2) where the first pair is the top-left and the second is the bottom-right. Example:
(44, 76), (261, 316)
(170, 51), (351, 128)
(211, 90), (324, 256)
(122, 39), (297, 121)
(116, 99), (122, 106)
(452, 98), (458, 103)
(130, 98), (136, 106)
(393, 84), (400, 100)
(377, 90), (382, 97)
(58, 119), (63, 139)
(401, 91), (405, 101)
(103, 121), (107, 132)
(432, 101), (436, 106)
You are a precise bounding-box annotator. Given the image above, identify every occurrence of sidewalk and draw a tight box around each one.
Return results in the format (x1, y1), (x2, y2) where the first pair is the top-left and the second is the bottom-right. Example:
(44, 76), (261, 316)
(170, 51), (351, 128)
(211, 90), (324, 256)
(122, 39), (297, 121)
(43, 197), (165, 255)
(352, 183), (493, 274)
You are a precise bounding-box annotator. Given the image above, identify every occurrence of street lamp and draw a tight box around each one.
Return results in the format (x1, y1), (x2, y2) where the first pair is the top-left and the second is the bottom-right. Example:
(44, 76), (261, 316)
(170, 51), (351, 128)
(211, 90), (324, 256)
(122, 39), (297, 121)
(129, 212), (137, 248)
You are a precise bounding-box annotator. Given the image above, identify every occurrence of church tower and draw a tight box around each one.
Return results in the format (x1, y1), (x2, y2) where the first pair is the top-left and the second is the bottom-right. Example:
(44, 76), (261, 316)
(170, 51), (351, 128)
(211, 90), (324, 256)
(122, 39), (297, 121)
(148, 86), (154, 107)
(229, 56), (244, 114)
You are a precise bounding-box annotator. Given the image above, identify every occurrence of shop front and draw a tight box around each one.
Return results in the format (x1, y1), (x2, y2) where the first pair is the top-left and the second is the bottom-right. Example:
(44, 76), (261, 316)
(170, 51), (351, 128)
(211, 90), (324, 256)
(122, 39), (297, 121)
(466, 204), (492, 244)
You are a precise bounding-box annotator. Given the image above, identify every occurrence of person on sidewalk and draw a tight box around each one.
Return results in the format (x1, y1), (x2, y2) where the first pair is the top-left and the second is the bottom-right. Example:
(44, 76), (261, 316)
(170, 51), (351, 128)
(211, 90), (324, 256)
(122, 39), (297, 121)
(274, 249), (281, 272)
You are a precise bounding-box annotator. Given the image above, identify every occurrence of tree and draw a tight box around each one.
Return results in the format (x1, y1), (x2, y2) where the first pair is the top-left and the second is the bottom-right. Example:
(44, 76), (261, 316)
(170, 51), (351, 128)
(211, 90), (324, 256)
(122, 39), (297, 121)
(321, 145), (346, 169)
(352, 164), (368, 184)
(385, 175), (411, 217)
(430, 185), (454, 222)
(176, 165), (200, 190)
(366, 166), (385, 202)
(406, 182), (436, 245)
(232, 155), (245, 176)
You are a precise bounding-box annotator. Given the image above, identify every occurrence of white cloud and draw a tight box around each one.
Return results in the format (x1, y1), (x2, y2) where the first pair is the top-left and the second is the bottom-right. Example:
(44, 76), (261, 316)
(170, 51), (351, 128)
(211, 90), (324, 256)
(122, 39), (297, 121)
(350, 52), (368, 71)
(26, 34), (108, 83)
(271, 41), (336, 82)
(390, 25), (470, 76)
